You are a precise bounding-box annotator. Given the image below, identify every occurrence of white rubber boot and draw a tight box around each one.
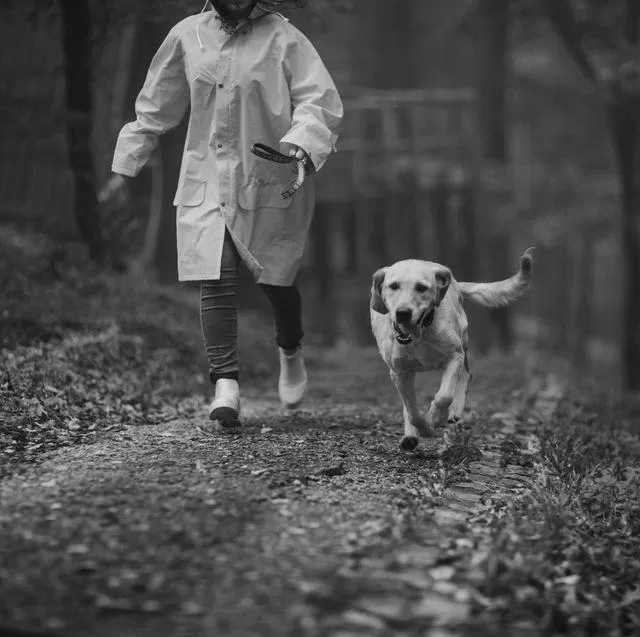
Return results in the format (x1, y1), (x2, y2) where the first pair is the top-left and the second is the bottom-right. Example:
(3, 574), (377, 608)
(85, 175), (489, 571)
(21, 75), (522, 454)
(278, 347), (308, 409)
(208, 378), (241, 427)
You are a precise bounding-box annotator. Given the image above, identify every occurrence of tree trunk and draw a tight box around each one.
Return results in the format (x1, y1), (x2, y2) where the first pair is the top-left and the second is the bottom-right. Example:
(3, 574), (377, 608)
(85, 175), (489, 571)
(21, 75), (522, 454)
(570, 230), (594, 367)
(613, 1), (640, 390)
(611, 100), (640, 389)
(375, 0), (415, 89)
(476, 0), (513, 352)
(118, 12), (186, 282)
(59, 0), (105, 264)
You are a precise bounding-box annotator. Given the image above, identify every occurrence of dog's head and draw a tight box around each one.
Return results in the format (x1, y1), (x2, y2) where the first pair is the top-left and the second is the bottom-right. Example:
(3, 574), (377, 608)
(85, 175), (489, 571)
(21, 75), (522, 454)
(371, 260), (451, 345)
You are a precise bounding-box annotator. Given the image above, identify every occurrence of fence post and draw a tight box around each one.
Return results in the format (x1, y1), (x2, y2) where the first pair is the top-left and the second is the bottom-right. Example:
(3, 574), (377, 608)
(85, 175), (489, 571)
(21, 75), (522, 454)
(310, 201), (336, 346)
(370, 192), (389, 267)
(398, 168), (420, 259)
(342, 197), (358, 275)
(430, 168), (451, 265)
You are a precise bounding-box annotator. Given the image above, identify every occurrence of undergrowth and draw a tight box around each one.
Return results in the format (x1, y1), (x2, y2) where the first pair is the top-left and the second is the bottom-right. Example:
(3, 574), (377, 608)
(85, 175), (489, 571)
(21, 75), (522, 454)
(0, 223), (277, 477)
(461, 399), (640, 636)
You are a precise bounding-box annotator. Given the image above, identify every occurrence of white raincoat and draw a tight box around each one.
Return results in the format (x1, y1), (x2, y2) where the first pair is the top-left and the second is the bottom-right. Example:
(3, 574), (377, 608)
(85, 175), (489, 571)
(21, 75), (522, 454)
(111, 8), (343, 284)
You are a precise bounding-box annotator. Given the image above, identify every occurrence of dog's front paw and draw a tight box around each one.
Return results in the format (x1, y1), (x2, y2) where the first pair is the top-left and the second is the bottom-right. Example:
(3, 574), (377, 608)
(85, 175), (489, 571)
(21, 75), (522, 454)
(399, 435), (419, 451)
(428, 402), (449, 429)
(409, 415), (433, 438)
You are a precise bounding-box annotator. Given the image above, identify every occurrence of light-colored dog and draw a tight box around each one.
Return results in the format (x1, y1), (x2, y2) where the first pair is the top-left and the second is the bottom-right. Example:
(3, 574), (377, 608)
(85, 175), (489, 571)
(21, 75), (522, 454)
(370, 248), (534, 450)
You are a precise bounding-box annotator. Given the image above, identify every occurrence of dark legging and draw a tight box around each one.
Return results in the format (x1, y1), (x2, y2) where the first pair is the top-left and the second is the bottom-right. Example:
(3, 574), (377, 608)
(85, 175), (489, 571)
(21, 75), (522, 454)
(200, 230), (303, 384)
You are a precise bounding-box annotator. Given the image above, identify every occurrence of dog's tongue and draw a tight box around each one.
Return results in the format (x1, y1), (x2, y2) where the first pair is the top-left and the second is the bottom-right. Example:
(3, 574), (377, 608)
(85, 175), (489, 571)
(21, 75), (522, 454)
(394, 322), (411, 337)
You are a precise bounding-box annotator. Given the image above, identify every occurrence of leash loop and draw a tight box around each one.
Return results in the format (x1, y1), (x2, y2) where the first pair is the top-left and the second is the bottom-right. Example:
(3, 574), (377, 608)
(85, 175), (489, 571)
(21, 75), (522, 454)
(250, 142), (306, 199)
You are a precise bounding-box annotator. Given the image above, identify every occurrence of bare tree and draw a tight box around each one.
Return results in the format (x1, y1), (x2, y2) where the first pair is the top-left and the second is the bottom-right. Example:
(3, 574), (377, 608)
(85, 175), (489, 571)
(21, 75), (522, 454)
(476, 0), (514, 352)
(542, 0), (640, 389)
(59, 0), (105, 264)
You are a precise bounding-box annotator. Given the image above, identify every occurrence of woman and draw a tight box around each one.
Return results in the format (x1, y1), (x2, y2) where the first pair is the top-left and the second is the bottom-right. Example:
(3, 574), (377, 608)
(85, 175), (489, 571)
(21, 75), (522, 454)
(102, 0), (343, 426)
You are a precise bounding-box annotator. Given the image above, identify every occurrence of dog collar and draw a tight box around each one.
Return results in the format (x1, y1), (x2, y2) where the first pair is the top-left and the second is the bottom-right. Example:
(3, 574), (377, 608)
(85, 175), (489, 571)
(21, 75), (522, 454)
(420, 308), (436, 327)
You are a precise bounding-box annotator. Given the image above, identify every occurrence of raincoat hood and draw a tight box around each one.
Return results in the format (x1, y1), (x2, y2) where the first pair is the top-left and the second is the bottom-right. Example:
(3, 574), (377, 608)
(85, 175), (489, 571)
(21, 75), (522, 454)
(209, 0), (260, 21)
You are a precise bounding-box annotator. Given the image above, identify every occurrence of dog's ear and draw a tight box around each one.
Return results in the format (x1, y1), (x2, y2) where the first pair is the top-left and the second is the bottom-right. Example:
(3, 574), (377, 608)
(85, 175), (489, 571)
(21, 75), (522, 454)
(435, 268), (451, 305)
(370, 267), (389, 314)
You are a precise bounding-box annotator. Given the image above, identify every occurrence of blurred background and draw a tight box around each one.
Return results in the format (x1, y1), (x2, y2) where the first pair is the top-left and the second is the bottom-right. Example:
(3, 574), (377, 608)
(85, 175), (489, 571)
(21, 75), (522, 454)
(1, 0), (638, 389)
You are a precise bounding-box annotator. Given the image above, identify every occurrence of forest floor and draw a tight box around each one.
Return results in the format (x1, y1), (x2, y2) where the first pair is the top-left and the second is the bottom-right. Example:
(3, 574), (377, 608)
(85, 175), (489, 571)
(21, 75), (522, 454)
(2, 223), (640, 637)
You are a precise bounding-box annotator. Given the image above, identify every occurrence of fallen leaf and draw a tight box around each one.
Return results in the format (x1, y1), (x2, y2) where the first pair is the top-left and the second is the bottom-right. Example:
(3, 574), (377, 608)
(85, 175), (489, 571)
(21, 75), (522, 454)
(410, 593), (470, 623)
(430, 565), (455, 581)
(297, 580), (333, 599)
(393, 570), (433, 589)
(319, 464), (346, 477)
(620, 588), (640, 607)
(181, 601), (204, 615)
(67, 544), (90, 555)
(66, 418), (81, 431)
(289, 527), (307, 535)
(355, 595), (406, 619)
(95, 594), (133, 610)
(341, 609), (386, 630)
(141, 600), (162, 612)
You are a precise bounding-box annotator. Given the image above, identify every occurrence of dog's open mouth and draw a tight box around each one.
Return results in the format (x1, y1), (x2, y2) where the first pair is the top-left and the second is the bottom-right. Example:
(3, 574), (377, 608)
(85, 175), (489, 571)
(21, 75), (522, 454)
(393, 322), (414, 345)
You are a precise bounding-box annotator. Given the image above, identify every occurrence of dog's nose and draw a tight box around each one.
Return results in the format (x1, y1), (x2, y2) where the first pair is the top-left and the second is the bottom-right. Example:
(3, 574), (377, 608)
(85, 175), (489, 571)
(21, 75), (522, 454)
(395, 308), (412, 324)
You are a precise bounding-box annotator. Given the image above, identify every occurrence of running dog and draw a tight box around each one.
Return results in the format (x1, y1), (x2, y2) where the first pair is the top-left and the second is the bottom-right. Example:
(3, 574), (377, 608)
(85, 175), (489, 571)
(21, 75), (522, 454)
(370, 248), (534, 450)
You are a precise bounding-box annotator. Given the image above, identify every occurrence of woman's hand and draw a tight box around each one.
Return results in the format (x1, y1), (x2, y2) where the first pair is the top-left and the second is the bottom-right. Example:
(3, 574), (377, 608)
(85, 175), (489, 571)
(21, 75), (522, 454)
(282, 144), (314, 174)
(98, 173), (132, 205)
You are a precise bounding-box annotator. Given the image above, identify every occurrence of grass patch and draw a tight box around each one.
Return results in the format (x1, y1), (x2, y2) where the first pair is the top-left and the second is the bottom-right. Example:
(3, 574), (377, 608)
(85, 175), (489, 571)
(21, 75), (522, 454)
(440, 421), (484, 486)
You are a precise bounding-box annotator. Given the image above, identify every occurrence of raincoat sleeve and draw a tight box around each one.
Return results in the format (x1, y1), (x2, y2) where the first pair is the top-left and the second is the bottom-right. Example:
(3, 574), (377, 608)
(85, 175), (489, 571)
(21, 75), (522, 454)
(111, 27), (190, 177)
(280, 30), (343, 173)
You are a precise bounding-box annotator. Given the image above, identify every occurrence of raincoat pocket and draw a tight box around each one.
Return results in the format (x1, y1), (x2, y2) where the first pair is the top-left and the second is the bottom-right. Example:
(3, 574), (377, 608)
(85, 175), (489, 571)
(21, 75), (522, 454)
(238, 182), (292, 210)
(173, 178), (206, 207)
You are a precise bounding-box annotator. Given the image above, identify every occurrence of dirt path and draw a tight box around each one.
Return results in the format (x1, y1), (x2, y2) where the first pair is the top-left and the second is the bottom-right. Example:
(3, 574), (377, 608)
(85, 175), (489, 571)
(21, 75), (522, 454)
(0, 346), (563, 637)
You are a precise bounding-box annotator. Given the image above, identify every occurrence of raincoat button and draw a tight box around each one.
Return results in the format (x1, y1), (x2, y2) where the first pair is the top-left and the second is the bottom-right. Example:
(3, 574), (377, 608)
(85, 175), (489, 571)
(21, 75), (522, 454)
(218, 83), (224, 89)
(221, 201), (226, 207)
(217, 143), (222, 149)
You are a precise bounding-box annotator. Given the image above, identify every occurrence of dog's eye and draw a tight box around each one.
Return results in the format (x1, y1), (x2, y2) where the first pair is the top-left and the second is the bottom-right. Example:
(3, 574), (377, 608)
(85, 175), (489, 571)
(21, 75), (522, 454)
(415, 283), (429, 293)
(388, 282), (400, 291)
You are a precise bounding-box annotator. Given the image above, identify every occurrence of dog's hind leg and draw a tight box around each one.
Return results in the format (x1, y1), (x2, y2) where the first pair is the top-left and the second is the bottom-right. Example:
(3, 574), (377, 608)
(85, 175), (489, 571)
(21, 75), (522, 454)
(428, 351), (465, 429)
(390, 370), (434, 450)
(448, 351), (472, 423)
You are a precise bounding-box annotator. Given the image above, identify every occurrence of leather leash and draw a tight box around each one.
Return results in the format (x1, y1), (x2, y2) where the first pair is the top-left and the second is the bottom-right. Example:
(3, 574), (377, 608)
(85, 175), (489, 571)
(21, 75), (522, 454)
(250, 142), (306, 199)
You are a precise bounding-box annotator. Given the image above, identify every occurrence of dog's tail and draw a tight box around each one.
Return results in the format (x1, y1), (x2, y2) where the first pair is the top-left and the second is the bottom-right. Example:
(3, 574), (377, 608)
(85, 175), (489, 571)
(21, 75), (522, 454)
(458, 247), (534, 308)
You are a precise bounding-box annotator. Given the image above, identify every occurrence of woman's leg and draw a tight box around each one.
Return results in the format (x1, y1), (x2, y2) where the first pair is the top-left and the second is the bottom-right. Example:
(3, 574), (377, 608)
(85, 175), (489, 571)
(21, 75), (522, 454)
(201, 231), (242, 425)
(258, 283), (304, 352)
(200, 231), (241, 383)
(259, 282), (307, 407)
